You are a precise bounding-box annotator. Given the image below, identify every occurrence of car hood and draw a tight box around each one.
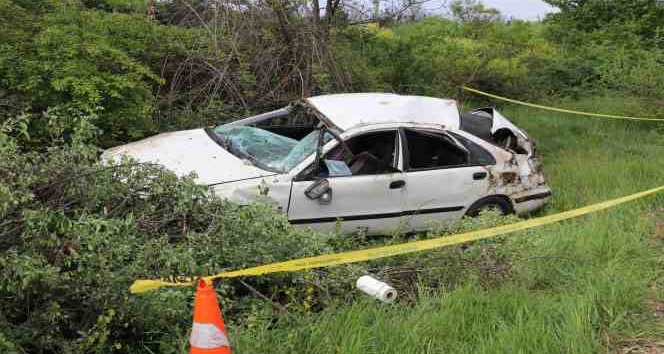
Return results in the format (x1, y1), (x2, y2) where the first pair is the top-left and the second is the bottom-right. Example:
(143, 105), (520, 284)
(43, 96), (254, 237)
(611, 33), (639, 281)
(100, 129), (277, 185)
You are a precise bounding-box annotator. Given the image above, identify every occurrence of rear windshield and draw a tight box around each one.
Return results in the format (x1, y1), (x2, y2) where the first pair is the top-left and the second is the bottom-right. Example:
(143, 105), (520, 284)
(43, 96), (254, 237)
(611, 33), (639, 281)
(459, 111), (493, 142)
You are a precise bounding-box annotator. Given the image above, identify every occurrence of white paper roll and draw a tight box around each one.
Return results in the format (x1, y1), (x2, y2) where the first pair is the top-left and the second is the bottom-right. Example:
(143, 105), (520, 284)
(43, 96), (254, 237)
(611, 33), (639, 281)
(356, 275), (397, 303)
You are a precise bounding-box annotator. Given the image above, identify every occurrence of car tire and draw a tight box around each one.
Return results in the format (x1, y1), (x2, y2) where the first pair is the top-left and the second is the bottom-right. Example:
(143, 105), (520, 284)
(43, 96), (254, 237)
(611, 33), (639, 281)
(465, 196), (514, 217)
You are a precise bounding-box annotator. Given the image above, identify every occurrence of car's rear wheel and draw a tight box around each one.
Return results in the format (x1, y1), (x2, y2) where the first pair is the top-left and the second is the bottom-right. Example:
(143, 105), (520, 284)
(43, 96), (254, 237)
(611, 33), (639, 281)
(465, 196), (513, 217)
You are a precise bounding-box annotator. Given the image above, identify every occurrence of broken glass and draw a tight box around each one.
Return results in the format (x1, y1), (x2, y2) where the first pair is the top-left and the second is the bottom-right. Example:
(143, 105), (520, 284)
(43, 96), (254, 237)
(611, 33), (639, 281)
(212, 125), (332, 173)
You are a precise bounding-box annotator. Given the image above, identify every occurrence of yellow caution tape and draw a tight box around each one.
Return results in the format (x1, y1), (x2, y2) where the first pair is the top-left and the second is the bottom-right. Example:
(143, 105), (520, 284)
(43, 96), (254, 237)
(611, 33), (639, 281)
(130, 185), (664, 294)
(462, 86), (664, 122)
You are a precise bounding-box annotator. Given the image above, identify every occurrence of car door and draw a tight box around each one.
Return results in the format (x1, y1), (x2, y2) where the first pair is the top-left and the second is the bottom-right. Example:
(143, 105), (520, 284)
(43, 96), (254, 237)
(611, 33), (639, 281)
(400, 128), (491, 231)
(287, 129), (407, 235)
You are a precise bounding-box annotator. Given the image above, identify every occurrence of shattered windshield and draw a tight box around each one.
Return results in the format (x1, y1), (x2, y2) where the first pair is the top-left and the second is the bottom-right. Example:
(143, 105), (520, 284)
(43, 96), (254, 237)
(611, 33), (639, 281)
(211, 125), (332, 173)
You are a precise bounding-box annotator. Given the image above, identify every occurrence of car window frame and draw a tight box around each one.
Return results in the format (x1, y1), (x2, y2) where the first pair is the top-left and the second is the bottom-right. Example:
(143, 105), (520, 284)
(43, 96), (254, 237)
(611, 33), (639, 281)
(400, 127), (479, 172)
(295, 128), (403, 181)
(447, 131), (497, 166)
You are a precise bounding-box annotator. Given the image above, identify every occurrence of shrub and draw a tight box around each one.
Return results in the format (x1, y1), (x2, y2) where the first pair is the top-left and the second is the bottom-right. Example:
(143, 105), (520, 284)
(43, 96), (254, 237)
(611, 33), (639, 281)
(341, 18), (562, 100)
(0, 0), (202, 146)
(0, 114), (339, 353)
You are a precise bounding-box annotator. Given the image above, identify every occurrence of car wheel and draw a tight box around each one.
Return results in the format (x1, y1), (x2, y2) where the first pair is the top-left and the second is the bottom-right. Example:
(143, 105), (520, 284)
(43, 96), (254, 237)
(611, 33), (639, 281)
(465, 196), (513, 217)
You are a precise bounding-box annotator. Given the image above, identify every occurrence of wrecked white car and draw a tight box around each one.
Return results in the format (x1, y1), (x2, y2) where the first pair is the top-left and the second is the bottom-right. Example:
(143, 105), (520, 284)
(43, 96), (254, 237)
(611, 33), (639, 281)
(102, 93), (551, 235)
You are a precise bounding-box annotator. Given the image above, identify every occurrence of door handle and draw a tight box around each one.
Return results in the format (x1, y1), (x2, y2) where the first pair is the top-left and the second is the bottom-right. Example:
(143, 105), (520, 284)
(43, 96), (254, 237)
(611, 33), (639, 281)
(473, 172), (487, 180)
(390, 180), (406, 189)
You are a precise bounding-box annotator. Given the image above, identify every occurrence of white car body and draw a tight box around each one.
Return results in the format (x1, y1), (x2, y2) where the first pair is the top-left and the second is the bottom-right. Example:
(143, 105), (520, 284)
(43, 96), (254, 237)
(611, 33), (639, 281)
(102, 93), (551, 235)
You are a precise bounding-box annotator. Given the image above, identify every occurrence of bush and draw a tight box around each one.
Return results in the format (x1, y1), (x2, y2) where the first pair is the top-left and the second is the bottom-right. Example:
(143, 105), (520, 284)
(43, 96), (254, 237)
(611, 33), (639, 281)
(0, 0), (202, 146)
(0, 114), (340, 352)
(341, 18), (562, 100)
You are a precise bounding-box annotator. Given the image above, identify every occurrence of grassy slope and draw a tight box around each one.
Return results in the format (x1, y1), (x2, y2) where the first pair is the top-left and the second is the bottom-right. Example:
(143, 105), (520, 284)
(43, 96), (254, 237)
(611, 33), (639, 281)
(229, 97), (664, 353)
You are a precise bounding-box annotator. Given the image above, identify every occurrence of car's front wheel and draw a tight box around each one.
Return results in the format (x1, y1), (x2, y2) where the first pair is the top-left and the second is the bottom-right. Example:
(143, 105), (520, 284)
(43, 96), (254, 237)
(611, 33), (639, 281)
(465, 196), (514, 217)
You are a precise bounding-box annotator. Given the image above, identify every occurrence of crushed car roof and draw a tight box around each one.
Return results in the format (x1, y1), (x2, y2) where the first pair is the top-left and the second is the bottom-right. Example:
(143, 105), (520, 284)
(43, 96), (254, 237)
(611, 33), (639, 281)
(305, 93), (460, 131)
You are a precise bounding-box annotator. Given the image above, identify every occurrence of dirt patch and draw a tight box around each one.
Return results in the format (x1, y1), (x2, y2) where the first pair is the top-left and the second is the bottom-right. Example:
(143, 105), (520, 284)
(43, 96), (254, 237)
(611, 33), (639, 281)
(651, 209), (664, 239)
(618, 341), (664, 354)
(617, 298), (664, 352)
(655, 302), (664, 318)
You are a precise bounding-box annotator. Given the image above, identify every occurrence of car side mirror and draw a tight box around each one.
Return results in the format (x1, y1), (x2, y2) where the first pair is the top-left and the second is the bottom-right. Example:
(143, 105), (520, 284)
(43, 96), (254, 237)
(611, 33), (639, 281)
(305, 178), (331, 203)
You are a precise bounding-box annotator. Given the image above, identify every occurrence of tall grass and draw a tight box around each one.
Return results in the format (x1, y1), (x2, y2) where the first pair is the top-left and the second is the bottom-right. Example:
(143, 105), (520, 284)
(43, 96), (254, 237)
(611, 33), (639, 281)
(227, 96), (664, 353)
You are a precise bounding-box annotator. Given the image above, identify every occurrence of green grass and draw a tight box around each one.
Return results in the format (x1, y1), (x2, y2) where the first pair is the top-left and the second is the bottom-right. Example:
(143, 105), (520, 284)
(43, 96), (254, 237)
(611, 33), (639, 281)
(228, 96), (664, 353)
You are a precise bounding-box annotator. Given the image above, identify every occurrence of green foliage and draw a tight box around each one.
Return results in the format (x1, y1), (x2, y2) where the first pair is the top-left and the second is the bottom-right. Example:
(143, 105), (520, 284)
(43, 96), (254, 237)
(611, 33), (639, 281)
(338, 2), (664, 100)
(537, 0), (664, 99)
(544, 0), (664, 44)
(451, 0), (501, 24)
(0, 0), (201, 146)
(83, 0), (147, 13)
(4, 0), (663, 146)
(342, 18), (560, 99)
(594, 46), (664, 98)
(0, 115), (343, 353)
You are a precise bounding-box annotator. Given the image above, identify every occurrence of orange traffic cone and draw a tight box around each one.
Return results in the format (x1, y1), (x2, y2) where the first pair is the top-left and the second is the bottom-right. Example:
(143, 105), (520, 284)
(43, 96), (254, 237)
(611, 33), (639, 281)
(190, 279), (232, 354)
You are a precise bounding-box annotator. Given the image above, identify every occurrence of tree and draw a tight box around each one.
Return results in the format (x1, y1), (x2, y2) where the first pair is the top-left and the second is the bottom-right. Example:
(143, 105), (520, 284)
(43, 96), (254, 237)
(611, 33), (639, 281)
(543, 0), (664, 44)
(0, 0), (174, 146)
(450, 0), (501, 23)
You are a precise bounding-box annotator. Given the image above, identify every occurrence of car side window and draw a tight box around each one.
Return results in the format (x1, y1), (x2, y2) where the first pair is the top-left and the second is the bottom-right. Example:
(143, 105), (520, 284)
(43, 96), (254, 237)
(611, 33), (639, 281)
(404, 129), (467, 170)
(448, 132), (496, 166)
(298, 130), (399, 180)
